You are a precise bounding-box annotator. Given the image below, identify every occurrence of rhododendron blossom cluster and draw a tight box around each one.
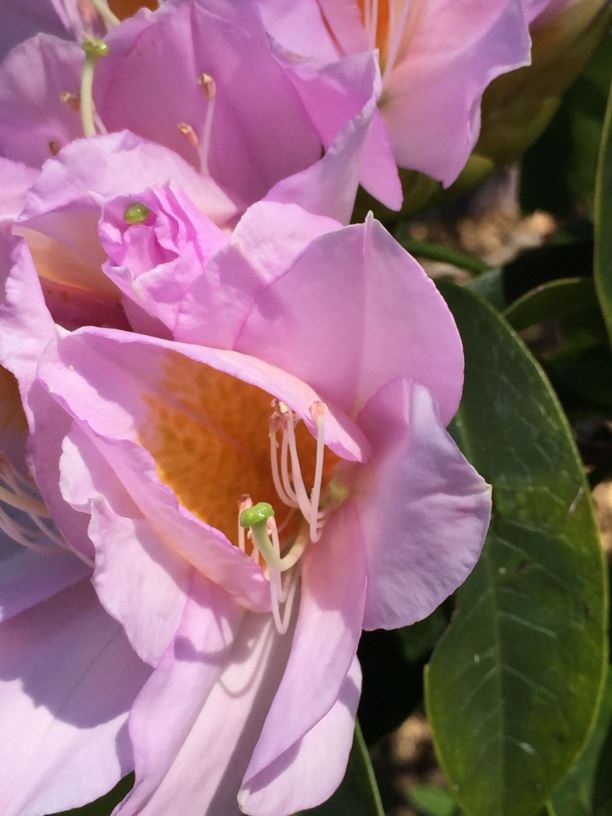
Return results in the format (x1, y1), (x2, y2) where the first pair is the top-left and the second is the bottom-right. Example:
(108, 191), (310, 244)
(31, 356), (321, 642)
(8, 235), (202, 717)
(0, 0), (584, 814)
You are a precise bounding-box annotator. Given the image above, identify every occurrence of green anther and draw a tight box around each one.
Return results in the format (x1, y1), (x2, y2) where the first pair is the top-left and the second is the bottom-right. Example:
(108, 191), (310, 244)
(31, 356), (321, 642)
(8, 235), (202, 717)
(239, 502), (275, 529)
(124, 202), (152, 225)
(82, 38), (109, 60)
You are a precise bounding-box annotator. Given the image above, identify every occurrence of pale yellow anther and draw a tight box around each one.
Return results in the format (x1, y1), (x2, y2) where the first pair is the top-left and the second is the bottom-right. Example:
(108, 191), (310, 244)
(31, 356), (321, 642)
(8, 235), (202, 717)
(199, 73), (216, 100)
(177, 122), (199, 148)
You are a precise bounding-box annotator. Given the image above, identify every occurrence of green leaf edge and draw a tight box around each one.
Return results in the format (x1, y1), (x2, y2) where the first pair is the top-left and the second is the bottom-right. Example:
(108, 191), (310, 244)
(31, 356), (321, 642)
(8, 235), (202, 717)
(424, 282), (609, 816)
(594, 74), (612, 345)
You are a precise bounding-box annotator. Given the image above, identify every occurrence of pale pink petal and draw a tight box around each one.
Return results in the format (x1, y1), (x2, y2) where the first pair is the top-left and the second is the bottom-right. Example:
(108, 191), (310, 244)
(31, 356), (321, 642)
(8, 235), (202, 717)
(0, 35), (83, 167)
(117, 584), (287, 816)
(174, 201), (342, 347)
(242, 503), (366, 784)
(382, 0), (531, 184)
(235, 215), (463, 424)
(355, 379), (491, 630)
(21, 131), (237, 229)
(0, 580), (150, 816)
(89, 499), (194, 665)
(60, 423), (194, 664)
(0, 159), (38, 224)
(239, 656), (361, 816)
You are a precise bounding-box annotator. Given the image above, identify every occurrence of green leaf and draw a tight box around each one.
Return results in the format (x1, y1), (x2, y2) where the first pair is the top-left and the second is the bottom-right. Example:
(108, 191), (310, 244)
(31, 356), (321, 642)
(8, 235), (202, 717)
(393, 230), (491, 276)
(408, 784), (459, 816)
(297, 722), (384, 816)
(594, 72), (612, 345)
(425, 283), (608, 816)
(550, 669), (612, 816)
(503, 278), (598, 331)
(521, 37), (612, 216)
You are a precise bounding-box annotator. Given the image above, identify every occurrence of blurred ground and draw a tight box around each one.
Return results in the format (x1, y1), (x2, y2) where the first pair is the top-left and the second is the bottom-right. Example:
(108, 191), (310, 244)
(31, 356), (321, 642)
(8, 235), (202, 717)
(371, 167), (612, 816)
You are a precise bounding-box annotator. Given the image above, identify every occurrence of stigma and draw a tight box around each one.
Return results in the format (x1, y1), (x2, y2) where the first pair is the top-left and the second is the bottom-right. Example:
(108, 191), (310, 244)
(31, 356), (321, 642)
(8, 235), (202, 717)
(237, 400), (331, 634)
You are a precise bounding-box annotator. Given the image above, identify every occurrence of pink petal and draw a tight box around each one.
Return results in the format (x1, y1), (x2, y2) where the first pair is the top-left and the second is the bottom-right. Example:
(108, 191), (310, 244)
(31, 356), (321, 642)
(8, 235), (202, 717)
(239, 656), (361, 816)
(21, 131), (237, 229)
(0, 35), (83, 167)
(355, 379), (491, 629)
(0, 548), (87, 622)
(117, 583), (286, 816)
(0, 2), (68, 60)
(242, 503), (366, 785)
(235, 215), (463, 425)
(0, 580), (150, 816)
(96, 1), (322, 206)
(381, 0), (531, 185)
(0, 159), (38, 224)
(256, 0), (339, 62)
(174, 200), (342, 348)
(273, 47), (401, 210)
(99, 186), (228, 334)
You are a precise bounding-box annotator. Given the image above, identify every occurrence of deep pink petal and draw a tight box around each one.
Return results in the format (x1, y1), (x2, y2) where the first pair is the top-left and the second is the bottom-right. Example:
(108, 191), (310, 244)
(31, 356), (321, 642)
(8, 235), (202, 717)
(235, 215), (463, 424)
(117, 583), (288, 816)
(0, 159), (38, 224)
(239, 656), (361, 816)
(96, 1), (322, 205)
(0, 35), (83, 167)
(356, 379), (491, 629)
(0, 580), (150, 816)
(242, 502), (366, 784)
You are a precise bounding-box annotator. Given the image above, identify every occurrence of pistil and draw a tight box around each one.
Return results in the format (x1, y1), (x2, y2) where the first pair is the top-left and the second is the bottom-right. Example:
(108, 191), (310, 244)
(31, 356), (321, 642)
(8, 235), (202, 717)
(80, 36), (109, 137)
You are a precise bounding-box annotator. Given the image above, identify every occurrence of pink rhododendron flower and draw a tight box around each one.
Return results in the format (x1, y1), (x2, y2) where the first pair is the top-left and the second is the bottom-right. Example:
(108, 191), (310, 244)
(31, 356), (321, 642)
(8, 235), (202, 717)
(0, 0), (401, 212)
(257, 0), (534, 186)
(0, 161), (491, 812)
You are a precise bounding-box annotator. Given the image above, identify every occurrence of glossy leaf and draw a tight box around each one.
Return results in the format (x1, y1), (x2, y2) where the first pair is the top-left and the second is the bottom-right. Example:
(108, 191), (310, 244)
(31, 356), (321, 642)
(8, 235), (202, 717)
(594, 71), (612, 345)
(297, 722), (384, 816)
(504, 278), (598, 331)
(550, 669), (612, 816)
(426, 283), (607, 816)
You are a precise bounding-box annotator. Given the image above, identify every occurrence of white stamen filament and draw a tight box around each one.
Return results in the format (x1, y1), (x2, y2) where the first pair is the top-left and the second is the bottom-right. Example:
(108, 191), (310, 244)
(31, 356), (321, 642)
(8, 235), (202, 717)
(199, 73), (216, 176)
(88, 0), (120, 28)
(239, 400), (330, 634)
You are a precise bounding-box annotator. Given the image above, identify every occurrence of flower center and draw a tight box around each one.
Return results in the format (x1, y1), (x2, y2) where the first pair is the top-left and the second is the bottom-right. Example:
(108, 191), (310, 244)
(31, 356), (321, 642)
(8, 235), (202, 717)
(140, 353), (340, 631)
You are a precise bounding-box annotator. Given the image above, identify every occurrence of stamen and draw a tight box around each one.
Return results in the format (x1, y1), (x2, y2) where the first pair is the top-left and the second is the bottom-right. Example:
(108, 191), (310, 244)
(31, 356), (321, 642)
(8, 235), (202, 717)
(370, 0), (380, 51)
(269, 415), (298, 509)
(60, 91), (81, 111)
(0, 455), (93, 566)
(237, 494), (252, 553)
(197, 72), (216, 176)
(383, 0), (412, 82)
(88, 0), (121, 28)
(49, 140), (62, 156)
(80, 36), (109, 137)
(308, 401), (326, 542)
(177, 122), (199, 148)
(124, 201), (152, 224)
